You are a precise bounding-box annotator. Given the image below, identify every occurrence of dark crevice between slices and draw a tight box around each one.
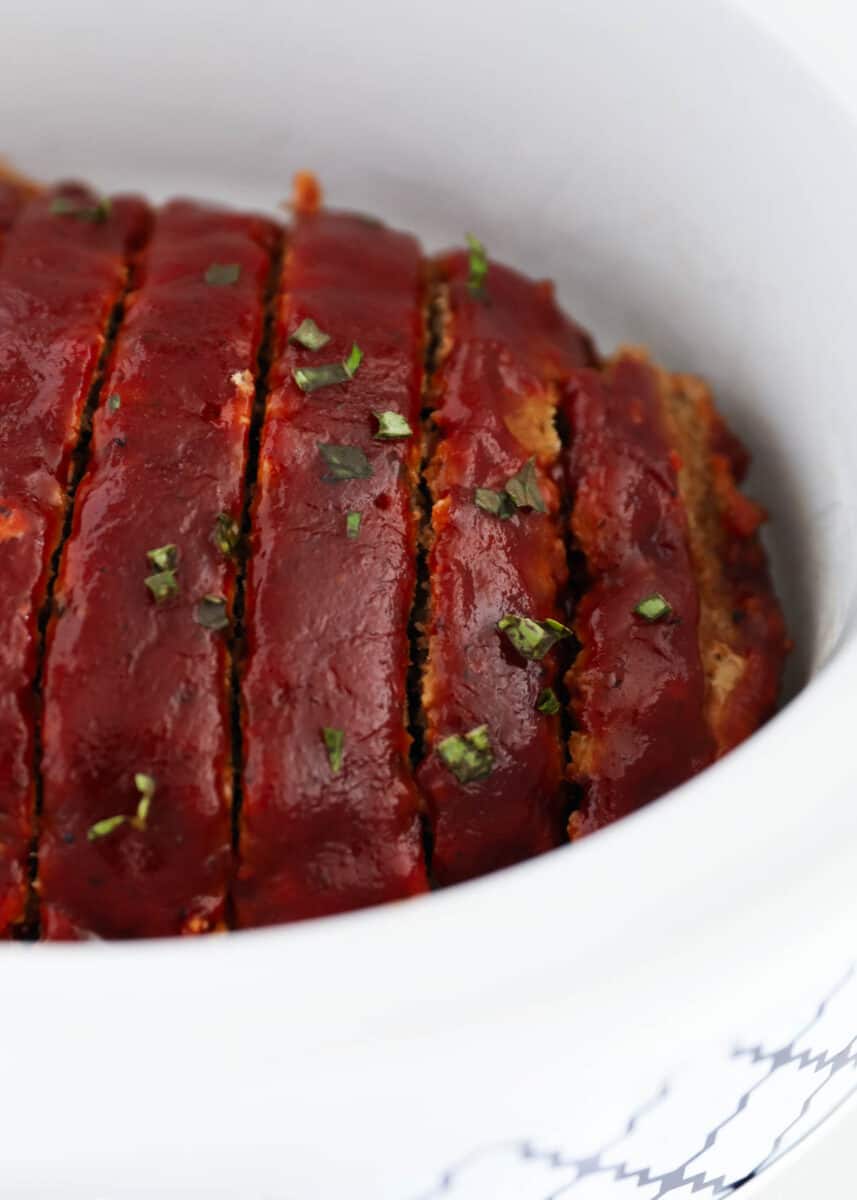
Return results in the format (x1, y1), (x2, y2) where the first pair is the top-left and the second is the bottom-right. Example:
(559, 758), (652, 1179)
(552, 398), (586, 836)
(406, 272), (446, 886)
(19, 255), (147, 941)
(224, 227), (285, 928)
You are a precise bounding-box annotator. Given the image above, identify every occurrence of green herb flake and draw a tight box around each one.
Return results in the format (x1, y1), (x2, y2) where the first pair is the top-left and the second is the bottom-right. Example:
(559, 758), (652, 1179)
(322, 726), (345, 775)
(466, 233), (488, 294)
(373, 411), (413, 440)
(87, 814), (126, 842)
(107, 393), (121, 413)
(318, 443), (372, 482)
(204, 262), (242, 286)
(132, 773), (156, 829)
(536, 687), (561, 715)
(292, 342), (364, 394)
(146, 544), (178, 572)
(144, 544), (179, 602)
(497, 613), (572, 661)
(50, 194), (111, 223)
(437, 724), (494, 784)
(504, 458), (546, 513)
(293, 362), (350, 392)
(474, 487), (515, 519)
(634, 593), (672, 623)
(195, 594), (229, 632)
(144, 569), (179, 604)
(475, 458), (545, 519)
(289, 317), (331, 351)
(212, 512), (240, 559)
(344, 343), (363, 376)
(87, 773), (156, 841)
(346, 511), (362, 539)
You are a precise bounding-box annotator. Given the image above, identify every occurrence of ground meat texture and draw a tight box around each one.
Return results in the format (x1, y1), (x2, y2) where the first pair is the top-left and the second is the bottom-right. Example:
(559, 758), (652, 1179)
(660, 369), (789, 755)
(0, 185), (149, 935)
(417, 254), (594, 885)
(235, 209), (428, 926)
(0, 178), (30, 236)
(563, 351), (717, 837)
(38, 201), (276, 939)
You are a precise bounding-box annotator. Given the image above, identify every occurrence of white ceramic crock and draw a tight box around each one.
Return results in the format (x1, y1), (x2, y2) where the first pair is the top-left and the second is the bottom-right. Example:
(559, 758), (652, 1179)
(2, 1), (856, 1196)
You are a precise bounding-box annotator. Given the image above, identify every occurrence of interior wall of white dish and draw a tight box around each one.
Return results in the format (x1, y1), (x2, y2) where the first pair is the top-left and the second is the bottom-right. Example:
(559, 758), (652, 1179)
(738, 0), (857, 120)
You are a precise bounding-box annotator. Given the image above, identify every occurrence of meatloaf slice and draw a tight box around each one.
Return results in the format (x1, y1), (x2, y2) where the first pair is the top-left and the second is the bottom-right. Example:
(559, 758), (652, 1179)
(0, 184), (149, 935)
(564, 349), (788, 838)
(39, 200), (277, 938)
(235, 192), (428, 925)
(417, 249), (594, 884)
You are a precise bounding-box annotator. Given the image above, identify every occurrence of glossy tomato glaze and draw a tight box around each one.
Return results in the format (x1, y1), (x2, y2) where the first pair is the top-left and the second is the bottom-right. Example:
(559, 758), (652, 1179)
(235, 210), (428, 926)
(417, 254), (594, 884)
(39, 201), (277, 938)
(563, 355), (716, 836)
(0, 185), (149, 935)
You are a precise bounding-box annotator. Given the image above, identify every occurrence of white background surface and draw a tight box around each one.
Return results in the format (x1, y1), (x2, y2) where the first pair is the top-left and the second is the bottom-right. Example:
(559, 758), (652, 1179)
(736, 7), (857, 1197)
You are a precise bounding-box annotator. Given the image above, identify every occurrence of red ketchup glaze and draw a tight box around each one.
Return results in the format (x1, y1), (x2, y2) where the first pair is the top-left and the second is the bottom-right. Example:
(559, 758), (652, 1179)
(236, 210), (428, 926)
(563, 356), (716, 837)
(0, 185), (149, 935)
(417, 254), (593, 884)
(39, 201), (277, 939)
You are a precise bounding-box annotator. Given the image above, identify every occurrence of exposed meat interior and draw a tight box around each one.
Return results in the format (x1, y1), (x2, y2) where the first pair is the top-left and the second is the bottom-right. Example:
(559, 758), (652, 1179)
(660, 368), (789, 754)
(417, 254), (594, 884)
(0, 184), (149, 935)
(0, 179), (31, 237)
(235, 204), (428, 926)
(38, 200), (277, 939)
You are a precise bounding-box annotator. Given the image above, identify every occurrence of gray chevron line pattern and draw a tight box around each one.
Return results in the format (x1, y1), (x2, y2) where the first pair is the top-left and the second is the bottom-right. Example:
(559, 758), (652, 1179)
(418, 965), (857, 1198)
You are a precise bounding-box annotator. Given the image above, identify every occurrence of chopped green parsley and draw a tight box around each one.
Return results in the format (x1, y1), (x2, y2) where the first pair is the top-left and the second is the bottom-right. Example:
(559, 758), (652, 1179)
(195, 595), (229, 632)
(322, 727), (345, 775)
(497, 614), (572, 661)
(212, 513), (241, 558)
(318, 443), (372, 482)
(634, 593), (672, 622)
(466, 233), (488, 295)
(293, 343), (364, 393)
(373, 411), (413, 440)
(146, 544), (178, 572)
(437, 725), (494, 783)
(87, 773), (156, 840)
(289, 317), (331, 351)
(536, 687), (561, 715)
(474, 458), (545, 519)
(144, 570), (179, 603)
